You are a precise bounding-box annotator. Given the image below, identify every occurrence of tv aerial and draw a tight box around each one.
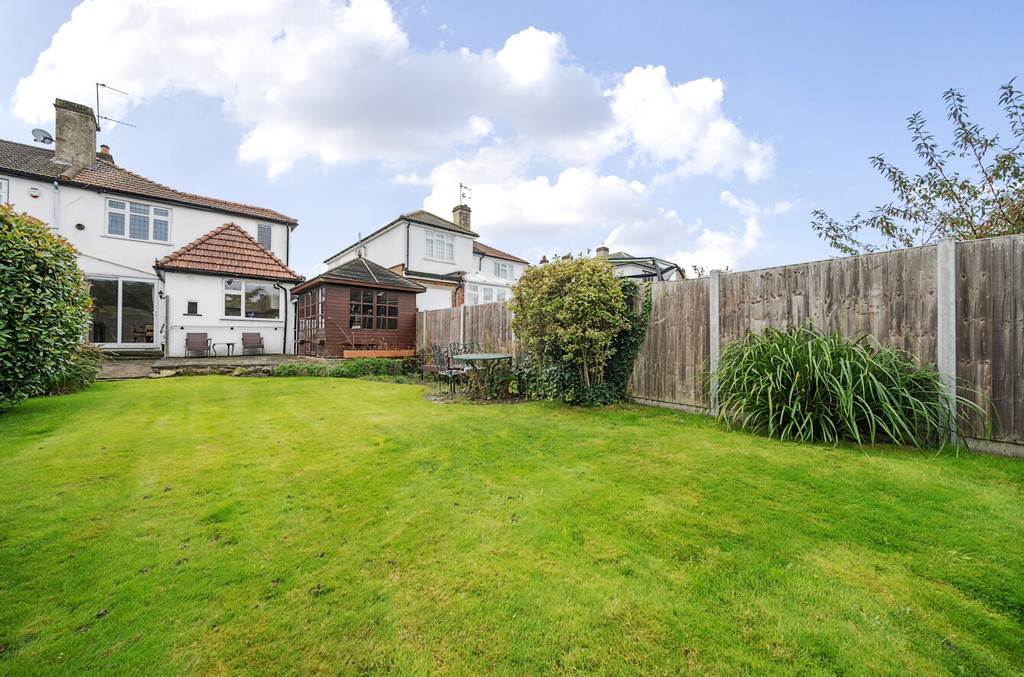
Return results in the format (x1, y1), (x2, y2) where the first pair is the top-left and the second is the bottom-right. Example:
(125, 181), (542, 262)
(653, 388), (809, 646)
(459, 182), (471, 205)
(31, 128), (54, 144)
(95, 83), (136, 131)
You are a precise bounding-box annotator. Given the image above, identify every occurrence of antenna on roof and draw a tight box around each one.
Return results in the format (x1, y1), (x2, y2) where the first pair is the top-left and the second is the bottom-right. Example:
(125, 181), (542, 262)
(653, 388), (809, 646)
(459, 182), (471, 206)
(95, 83), (136, 131)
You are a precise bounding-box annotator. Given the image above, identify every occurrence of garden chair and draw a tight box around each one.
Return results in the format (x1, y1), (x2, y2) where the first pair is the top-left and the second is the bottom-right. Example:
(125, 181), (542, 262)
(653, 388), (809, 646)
(185, 332), (211, 357)
(241, 332), (265, 355)
(430, 344), (462, 399)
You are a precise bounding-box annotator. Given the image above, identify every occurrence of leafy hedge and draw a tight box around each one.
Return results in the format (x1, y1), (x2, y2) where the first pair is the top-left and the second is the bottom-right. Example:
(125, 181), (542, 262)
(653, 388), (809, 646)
(713, 324), (987, 447)
(0, 205), (95, 406)
(510, 256), (652, 405)
(273, 357), (406, 379)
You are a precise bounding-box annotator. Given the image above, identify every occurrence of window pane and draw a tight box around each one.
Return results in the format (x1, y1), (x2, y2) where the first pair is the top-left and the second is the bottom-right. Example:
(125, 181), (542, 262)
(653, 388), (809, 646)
(497, 289), (506, 302)
(387, 318), (398, 330)
(244, 282), (279, 319)
(153, 207), (170, 218)
(351, 288), (361, 301)
(257, 224), (272, 249)
(362, 305), (373, 316)
(350, 316), (361, 329)
(350, 303), (361, 314)
(446, 241), (454, 261)
(107, 212), (125, 236)
(483, 288), (493, 302)
(387, 306), (398, 317)
(362, 289), (373, 303)
(153, 219), (169, 241)
(225, 279), (242, 291)
(108, 199), (125, 210)
(387, 292), (398, 304)
(129, 203), (149, 215)
(225, 293), (241, 316)
(120, 281), (154, 343)
(376, 317), (386, 329)
(87, 279), (118, 343)
(377, 305), (387, 316)
(129, 214), (149, 239)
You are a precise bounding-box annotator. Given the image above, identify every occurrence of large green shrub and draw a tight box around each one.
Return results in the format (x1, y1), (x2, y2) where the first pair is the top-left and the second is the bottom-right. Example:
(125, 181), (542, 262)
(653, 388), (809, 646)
(510, 256), (651, 404)
(713, 324), (986, 447)
(0, 205), (94, 406)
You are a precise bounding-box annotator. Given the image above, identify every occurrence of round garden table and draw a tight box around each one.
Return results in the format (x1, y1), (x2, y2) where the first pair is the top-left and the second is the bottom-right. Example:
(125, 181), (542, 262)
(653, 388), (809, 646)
(452, 352), (513, 397)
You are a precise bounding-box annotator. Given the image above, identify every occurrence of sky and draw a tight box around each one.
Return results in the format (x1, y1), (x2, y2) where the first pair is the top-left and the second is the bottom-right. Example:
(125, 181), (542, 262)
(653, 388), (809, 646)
(1, 0), (1021, 278)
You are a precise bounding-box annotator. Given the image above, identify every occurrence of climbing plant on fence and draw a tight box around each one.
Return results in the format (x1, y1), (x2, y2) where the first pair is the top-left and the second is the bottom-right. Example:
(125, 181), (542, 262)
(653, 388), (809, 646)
(510, 255), (651, 404)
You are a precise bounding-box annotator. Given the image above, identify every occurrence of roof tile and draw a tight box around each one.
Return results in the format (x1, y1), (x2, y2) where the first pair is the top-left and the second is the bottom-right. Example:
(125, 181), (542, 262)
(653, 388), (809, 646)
(155, 223), (302, 281)
(296, 257), (426, 294)
(473, 241), (528, 264)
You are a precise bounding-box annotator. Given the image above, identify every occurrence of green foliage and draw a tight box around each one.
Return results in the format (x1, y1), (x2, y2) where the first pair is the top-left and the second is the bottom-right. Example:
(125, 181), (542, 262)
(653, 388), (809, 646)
(273, 363), (321, 377)
(511, 261), (651, 405)
(713, 324), (987, 447)
(277, 358), (404, 379)
(813, 80), (1024, 254)
(44, 342), (104, 396)
(510, 255), (626, 390)
(0, 205), (94, 406)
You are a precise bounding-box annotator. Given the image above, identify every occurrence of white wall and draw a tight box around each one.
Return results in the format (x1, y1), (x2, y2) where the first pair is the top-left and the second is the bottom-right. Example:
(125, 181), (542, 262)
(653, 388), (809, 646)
(1, 172), (296, 353)
(163, 272), (292, 357)
(418, 285), (454, 311)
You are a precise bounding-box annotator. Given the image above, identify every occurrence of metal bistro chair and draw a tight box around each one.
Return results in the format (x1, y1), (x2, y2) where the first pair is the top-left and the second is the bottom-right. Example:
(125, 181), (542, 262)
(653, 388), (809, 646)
(185, 332), (211, 357)
(431, 344), (462, 399)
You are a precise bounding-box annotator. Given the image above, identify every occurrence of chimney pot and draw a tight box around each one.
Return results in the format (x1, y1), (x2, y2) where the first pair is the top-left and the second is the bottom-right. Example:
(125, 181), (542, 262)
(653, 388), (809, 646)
(100, 144), (109, 153)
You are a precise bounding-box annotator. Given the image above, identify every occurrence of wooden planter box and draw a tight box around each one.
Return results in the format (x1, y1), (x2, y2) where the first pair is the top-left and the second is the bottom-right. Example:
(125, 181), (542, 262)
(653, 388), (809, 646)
(342, 349), (415, 358)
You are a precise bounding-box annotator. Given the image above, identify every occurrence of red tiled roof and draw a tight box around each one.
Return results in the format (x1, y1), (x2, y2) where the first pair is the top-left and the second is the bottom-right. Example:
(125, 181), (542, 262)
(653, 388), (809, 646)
(0, 139), (297, 226)
(473, 241), (528, 264)
(155, 223), (303, 281)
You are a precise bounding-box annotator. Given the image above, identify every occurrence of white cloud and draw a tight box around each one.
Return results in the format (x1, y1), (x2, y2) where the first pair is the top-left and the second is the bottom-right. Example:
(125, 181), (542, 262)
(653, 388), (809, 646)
(12, 0), (781, 265)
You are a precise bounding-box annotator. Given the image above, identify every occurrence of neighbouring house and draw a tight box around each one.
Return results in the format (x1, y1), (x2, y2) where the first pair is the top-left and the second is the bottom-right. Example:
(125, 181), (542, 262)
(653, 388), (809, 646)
(596, 246), (684, 281)
(291, 257), (424, 357)
(323, 204), (528, 310)
(0, 99), (301, 356)
(466, 242), (529, 306)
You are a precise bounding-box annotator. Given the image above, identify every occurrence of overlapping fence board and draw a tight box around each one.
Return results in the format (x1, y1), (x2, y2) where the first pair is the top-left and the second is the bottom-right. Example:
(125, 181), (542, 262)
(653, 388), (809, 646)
(415, 234), (1024, 447)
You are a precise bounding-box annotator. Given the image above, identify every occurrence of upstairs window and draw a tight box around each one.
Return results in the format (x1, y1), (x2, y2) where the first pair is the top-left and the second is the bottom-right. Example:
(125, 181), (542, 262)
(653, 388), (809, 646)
(106, 199), (170, 242)
(257, 224), (272, 250)
(493, 261), (511, 279)
(425, 230), (455, 263)
(0, 178), (8, 204)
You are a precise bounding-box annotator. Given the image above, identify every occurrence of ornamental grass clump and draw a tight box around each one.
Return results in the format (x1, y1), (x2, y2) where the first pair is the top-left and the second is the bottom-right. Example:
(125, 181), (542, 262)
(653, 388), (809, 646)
(714, 325), (985, 447)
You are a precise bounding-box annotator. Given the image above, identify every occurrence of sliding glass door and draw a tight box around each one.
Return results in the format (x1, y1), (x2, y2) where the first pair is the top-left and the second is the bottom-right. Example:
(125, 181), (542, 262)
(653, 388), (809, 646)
(88, 278), (155, 345)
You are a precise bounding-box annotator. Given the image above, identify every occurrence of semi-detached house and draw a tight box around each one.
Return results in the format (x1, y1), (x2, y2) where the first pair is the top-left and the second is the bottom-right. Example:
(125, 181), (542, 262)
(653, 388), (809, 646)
(0, 99), (302, 357)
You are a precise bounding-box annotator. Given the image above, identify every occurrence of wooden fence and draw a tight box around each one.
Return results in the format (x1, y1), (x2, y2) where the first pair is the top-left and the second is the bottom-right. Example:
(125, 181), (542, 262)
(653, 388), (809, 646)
(417, 233), (1024, 455)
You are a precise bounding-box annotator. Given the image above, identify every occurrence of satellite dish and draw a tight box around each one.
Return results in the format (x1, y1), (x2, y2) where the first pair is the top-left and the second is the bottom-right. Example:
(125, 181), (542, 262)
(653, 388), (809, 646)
(32, 128), (54, 144)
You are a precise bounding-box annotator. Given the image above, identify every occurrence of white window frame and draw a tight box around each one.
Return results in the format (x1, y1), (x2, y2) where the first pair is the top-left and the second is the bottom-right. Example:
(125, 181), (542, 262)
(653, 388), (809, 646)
(494, 261), (511, 279)
(0, 178), (8, 204)
(257, 224), (272, 250)
(483, 287), (493, 303)
(496, 288), (507, 302)
(105, 198), (171, 243)
(424, 230), (455, 263)
(224, 279), (282, 320)
(467, 284), (479, 306)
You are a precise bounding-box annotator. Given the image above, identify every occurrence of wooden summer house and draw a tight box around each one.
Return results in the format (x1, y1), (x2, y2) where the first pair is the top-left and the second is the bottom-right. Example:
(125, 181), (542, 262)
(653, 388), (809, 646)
(292, 257), (425, 358)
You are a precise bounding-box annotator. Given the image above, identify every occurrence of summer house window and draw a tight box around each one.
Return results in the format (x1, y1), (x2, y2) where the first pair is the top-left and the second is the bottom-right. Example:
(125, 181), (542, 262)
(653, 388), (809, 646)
(257, 224), (272, 250)
(224, 279), (280, 318)
(106, 199), (170, 242)
(424, 230), (455, 263)
(349, 288), (399, 330)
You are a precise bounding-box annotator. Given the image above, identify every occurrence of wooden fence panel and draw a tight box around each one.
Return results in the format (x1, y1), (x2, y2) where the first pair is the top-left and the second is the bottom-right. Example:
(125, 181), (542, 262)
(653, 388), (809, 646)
(418, 306), (460, 352)
(465, 301), (515, 352)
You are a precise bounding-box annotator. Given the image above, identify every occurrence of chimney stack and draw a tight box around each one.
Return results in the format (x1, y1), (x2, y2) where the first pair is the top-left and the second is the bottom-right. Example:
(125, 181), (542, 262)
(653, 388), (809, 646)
(54, 99), (98, 168)
(596, 246), (609, 258)
(452, 204), (471, 231)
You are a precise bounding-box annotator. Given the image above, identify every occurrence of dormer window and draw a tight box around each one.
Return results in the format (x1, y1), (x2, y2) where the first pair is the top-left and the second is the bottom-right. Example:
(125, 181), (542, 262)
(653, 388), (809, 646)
(106, 199), (170, 242)
(425, 230), (454, 263)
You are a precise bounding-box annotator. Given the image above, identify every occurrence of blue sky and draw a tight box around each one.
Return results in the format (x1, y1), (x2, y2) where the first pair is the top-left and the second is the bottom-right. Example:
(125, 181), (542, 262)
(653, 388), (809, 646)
(1, 0), (1020, 277)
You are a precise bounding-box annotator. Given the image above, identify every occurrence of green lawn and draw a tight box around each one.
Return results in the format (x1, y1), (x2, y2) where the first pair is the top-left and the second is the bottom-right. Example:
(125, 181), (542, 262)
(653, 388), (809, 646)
(1, 377), (1022, 675)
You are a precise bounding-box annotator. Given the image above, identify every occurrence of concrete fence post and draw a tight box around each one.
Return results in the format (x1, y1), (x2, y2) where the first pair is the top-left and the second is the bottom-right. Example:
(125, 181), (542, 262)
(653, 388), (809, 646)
(709, 269), (722, 417)
(459, 305), (466, 345)
(936, 238), (957, 443)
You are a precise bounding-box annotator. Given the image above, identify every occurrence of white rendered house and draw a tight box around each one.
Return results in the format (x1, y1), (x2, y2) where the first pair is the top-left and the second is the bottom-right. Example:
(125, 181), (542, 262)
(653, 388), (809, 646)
(0, 99), (301, 356)
(324, 205), (528, 310)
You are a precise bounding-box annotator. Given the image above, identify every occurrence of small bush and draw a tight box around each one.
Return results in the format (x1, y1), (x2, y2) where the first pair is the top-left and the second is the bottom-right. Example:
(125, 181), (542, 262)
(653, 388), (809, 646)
(713, 324), (987, 447)
(273, 363), (326, 377)
(44, 343), (104, 395)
